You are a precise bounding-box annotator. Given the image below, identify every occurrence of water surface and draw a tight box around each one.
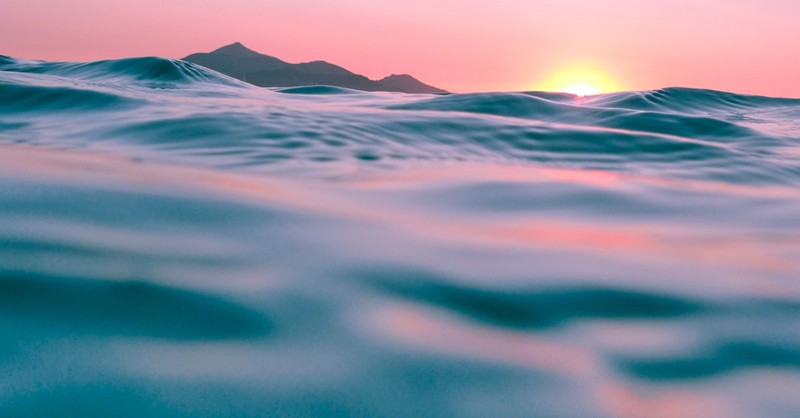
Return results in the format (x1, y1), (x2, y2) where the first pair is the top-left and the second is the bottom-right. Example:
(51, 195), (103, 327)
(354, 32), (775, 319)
(1, 56), (800, 417)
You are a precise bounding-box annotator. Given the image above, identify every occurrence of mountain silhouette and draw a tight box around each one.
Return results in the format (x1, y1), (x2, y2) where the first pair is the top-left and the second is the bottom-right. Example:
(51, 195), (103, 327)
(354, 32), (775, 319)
(377, 74), (447, 94)
(182, 42), (448, 94)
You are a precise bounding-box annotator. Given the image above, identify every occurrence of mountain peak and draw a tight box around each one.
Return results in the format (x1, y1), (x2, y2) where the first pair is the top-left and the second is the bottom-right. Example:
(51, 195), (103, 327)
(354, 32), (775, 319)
(211, 42), (261, 57)
(383, 74), (414, 80)
(183, 44), (448, 93)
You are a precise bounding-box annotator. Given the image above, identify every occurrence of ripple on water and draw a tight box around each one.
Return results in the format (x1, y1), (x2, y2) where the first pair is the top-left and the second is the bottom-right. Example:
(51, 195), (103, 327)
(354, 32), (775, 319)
(1, 56), (800, 417)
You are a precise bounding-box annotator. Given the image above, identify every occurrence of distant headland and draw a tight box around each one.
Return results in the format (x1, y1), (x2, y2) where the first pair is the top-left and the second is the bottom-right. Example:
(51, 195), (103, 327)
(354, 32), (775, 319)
(182, 42), (448, 94)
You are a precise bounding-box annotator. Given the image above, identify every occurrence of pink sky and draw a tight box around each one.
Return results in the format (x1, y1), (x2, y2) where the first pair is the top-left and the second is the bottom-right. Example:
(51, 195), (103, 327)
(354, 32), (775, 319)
(2, 0), (799, 96)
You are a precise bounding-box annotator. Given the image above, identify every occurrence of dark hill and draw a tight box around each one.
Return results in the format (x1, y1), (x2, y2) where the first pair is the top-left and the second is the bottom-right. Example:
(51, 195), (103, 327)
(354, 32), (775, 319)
(378, 74), (448, 94)
(181, 42), (448, 94)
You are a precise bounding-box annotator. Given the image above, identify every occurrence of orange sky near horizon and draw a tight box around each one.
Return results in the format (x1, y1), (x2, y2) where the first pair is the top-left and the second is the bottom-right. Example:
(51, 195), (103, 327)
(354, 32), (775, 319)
(2, 0), (799, 96)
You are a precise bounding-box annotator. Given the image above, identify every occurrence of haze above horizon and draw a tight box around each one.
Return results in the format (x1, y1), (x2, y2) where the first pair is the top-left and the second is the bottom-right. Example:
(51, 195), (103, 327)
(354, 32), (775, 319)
(2, 0), (799, 96)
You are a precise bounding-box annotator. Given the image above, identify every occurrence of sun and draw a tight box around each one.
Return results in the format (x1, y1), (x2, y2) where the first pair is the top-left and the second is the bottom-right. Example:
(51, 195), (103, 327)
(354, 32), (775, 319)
(562, 82), (600, 97)
(532, 63), (621, 97)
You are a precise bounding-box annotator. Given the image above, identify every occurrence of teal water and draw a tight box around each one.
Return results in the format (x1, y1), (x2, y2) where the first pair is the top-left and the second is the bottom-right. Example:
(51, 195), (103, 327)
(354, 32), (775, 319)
(1, 56), (800, 417)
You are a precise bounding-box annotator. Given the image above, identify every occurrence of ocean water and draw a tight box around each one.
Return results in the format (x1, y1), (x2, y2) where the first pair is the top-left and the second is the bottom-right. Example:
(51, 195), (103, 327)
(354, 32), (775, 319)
(1, 55), (800, 417)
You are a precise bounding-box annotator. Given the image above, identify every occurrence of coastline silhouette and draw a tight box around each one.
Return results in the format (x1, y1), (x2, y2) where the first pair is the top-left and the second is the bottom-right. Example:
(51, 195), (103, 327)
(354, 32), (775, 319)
(183, 42), (448, 94)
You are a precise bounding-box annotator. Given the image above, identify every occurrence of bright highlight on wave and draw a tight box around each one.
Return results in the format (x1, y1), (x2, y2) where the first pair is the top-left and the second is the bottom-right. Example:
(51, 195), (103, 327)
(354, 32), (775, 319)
(535, 63), (621, 96)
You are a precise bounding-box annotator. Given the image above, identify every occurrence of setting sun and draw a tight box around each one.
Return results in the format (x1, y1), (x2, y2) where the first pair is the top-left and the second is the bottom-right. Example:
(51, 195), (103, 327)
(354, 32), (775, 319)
(533, 63), (622, 96)
(561, 82), (600, 97)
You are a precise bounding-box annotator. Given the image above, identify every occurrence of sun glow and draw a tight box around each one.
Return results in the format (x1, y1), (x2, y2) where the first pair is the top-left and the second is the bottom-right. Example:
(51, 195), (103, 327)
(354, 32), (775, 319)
(562, 82), (600, 97)
(534, 63), (621, 97)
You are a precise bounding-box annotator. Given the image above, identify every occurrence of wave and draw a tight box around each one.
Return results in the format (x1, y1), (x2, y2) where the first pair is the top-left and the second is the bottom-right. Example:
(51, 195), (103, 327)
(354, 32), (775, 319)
(590, 87), (800, 114)
(275, 85), (366, 95)
(2, 55), (800, 417)
(0, 55), (246, 87)
(3, 57), (796, 179)
(388, 90), (787, 143)
(0, 269), (271, 339)
(3, 66), (797, 187)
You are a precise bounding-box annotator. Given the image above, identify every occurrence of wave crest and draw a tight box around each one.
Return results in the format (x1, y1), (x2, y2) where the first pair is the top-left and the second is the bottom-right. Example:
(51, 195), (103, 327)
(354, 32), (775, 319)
(0, 56), (245, 87)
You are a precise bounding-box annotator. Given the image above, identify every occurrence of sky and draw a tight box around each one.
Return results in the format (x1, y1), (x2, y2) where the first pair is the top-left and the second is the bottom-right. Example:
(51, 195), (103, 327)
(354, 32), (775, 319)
(2, 0), (799, 96)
